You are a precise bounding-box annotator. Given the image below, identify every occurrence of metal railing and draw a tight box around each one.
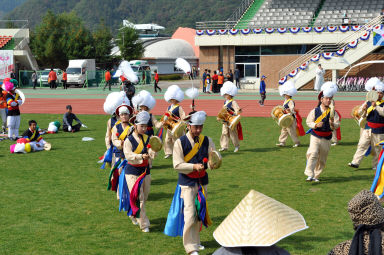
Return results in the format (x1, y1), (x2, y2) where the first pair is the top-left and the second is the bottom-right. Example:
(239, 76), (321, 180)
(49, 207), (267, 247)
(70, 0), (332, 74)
(195, 18), (373, 30)
(278, 15), (383, 79)
(0, 20), (28, 29)
(227, 0), (255, 22)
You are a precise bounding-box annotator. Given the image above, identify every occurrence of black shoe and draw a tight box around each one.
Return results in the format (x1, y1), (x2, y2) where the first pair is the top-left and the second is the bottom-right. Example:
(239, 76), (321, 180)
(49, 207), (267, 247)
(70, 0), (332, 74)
(348, 163), (359, 168)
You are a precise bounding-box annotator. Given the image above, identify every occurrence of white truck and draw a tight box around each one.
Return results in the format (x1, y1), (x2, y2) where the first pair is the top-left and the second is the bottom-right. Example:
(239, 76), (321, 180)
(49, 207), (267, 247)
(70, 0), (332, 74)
(66, 59), (96, 87)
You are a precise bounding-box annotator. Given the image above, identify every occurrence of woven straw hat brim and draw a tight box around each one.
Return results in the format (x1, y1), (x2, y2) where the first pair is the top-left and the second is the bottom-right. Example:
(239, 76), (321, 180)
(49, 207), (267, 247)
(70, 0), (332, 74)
(213, 190), (308, 247)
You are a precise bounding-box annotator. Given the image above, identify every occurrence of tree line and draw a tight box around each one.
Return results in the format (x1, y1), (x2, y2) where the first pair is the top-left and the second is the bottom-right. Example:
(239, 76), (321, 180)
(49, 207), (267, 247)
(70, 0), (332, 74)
(30, 11), (144, 69)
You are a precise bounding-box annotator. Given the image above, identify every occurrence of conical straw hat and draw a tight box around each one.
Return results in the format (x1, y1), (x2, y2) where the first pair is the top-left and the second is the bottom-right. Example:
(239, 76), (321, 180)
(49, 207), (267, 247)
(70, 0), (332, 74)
(213, 190), (308, 247)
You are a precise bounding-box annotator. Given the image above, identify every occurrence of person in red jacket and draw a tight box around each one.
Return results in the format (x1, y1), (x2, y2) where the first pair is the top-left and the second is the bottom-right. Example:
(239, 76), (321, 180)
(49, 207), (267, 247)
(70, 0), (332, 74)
(154, 70), (162, 93)
(211, 71), (218, 94)
(48, 69), (57, 89)
(103, 69), (111, 91)
(62, 71), (68, 89)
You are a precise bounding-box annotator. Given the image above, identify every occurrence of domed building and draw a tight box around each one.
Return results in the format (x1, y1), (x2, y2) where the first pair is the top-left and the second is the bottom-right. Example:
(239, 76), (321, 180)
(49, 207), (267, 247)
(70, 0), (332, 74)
(143, 38), (198, 74)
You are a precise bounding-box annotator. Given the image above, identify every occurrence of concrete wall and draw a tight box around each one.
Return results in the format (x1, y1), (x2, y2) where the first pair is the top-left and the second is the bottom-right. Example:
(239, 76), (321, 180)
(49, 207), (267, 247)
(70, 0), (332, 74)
(200, 46), (300, 89)
(196, 31), (357, 46)
(199, 46), (219, 76)
(260, 55), (300, 88)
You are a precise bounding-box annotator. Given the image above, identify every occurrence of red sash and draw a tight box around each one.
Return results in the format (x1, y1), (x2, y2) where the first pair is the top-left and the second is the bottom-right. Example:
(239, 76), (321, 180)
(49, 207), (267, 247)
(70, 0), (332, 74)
(313, 130), (332, 137)
(188, 170), (206, 178)
(367, 122), (384, 129)
(128, 159), (149, 168)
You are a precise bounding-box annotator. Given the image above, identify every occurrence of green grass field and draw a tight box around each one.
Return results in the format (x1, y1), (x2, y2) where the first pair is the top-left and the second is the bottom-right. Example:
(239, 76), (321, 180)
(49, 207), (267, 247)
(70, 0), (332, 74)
(0, 114), (375, 255)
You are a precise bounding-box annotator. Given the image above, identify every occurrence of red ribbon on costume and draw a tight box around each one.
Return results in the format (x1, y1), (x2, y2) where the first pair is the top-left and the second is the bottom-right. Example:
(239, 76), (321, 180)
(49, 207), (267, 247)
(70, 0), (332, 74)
(367, 122), (384, 129)
(237, 122), (243, 140)
(295, 110), (306, 136)
(313, 130), (332, 137)
(378, 149), (384, 165)
(129, 170), (147, 217)
(335, 110), (341, 141)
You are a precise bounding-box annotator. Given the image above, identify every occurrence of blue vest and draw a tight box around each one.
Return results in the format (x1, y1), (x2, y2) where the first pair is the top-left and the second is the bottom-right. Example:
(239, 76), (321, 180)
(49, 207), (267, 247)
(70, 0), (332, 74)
(125, 134), (151, 175)
(225, 100), (235, 112)
(168, 105), (180, 118)
(177, 135), (209, 186)
(110, 116), (118, 128)
(146, 113), (154, 136)
(284, 99), (296, 118)
(310, 107), (332, 140)
(114, 123), (129, 158)
(366, 101), (384, 134)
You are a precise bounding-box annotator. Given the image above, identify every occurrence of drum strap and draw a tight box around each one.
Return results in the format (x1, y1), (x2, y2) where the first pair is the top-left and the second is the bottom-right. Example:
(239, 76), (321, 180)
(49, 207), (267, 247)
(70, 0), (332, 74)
(315, 108), (330, 124)
(113, 120), (121, 128)
(119, 124), (131, 140)
(184, 134), (205, 163)
(367, 100), (384, 116)
(167, 104), (180, 120)
(224, 99), (233, 106)
(134, 134), (149, 154)
(283, 98), (292, 105)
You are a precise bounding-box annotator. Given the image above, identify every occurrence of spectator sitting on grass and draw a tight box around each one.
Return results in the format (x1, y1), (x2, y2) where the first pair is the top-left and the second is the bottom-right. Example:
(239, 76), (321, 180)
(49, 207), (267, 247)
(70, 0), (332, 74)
(63, 105), (87, 132)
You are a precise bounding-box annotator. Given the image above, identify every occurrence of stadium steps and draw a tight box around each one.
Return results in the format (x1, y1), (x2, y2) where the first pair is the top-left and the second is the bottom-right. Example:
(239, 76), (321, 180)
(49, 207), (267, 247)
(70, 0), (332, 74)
(236, 0), (265, 29)
(301, 53), (384, 90)
(309, 0), (326, 27)
(278, 15), (383, 90)
(0, 36), (14, 49)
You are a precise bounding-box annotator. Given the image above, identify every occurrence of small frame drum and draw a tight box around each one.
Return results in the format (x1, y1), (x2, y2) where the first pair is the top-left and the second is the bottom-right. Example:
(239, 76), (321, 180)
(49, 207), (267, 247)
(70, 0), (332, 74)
(367, 90), (379, 102)
(44, 142), (52, 151)
(208, 150), (222, 169)
(148, 136), (162, 152)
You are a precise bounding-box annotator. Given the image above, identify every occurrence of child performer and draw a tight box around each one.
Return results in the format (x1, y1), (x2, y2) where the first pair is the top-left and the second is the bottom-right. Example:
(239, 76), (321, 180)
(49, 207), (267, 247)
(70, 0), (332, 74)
(304, 82), (340, 182)
(163, 85), (185, 158)
(120, 111), (156, 233)
(219, 81), (242, 153)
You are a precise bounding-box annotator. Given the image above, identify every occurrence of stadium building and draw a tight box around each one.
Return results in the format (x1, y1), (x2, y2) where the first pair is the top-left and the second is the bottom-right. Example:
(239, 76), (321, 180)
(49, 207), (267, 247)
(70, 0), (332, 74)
(195, 0), (384, 90)
(0, 20), (38, 80)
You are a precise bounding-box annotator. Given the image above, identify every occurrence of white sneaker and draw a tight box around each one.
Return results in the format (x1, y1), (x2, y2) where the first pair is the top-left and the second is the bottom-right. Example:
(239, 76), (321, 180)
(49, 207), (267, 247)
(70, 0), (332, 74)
(199, 245), (205, 250)
(219, 148), (227, 152)
(190, 252), (199, 255)
(313, 178), (320, 182)
(131, 218), (139, 226)
(142, 227), (149, 233)
(164, 154), (171, 159)
(276, 143), (284, 147)
(234, 147), (239, 153)
(293, 144), (300, 148)
(306, 177), (313, 182)
(331, 143), (337, 146)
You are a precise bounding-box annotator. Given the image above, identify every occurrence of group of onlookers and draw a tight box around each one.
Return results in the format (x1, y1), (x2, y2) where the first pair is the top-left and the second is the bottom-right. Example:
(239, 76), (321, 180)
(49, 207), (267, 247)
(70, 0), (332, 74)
(201, 68), (240, 93)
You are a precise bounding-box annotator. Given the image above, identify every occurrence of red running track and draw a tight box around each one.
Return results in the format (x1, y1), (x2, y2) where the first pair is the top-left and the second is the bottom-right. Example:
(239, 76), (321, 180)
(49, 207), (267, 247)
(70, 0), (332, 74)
(20, 98), (361, 118)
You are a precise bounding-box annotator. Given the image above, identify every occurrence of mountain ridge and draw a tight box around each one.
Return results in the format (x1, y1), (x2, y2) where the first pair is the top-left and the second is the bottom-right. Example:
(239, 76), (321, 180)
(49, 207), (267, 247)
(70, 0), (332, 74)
(6, 0), (240, 34)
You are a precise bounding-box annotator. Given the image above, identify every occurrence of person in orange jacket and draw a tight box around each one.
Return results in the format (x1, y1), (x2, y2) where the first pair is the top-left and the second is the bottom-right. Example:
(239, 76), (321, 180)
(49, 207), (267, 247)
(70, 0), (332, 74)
(48, 68), (57, 89)
(103, 69), (111, 91)
(217, 71), (224, 93)
(154, 70), (162, 93)
(62, 71), (68, 89)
